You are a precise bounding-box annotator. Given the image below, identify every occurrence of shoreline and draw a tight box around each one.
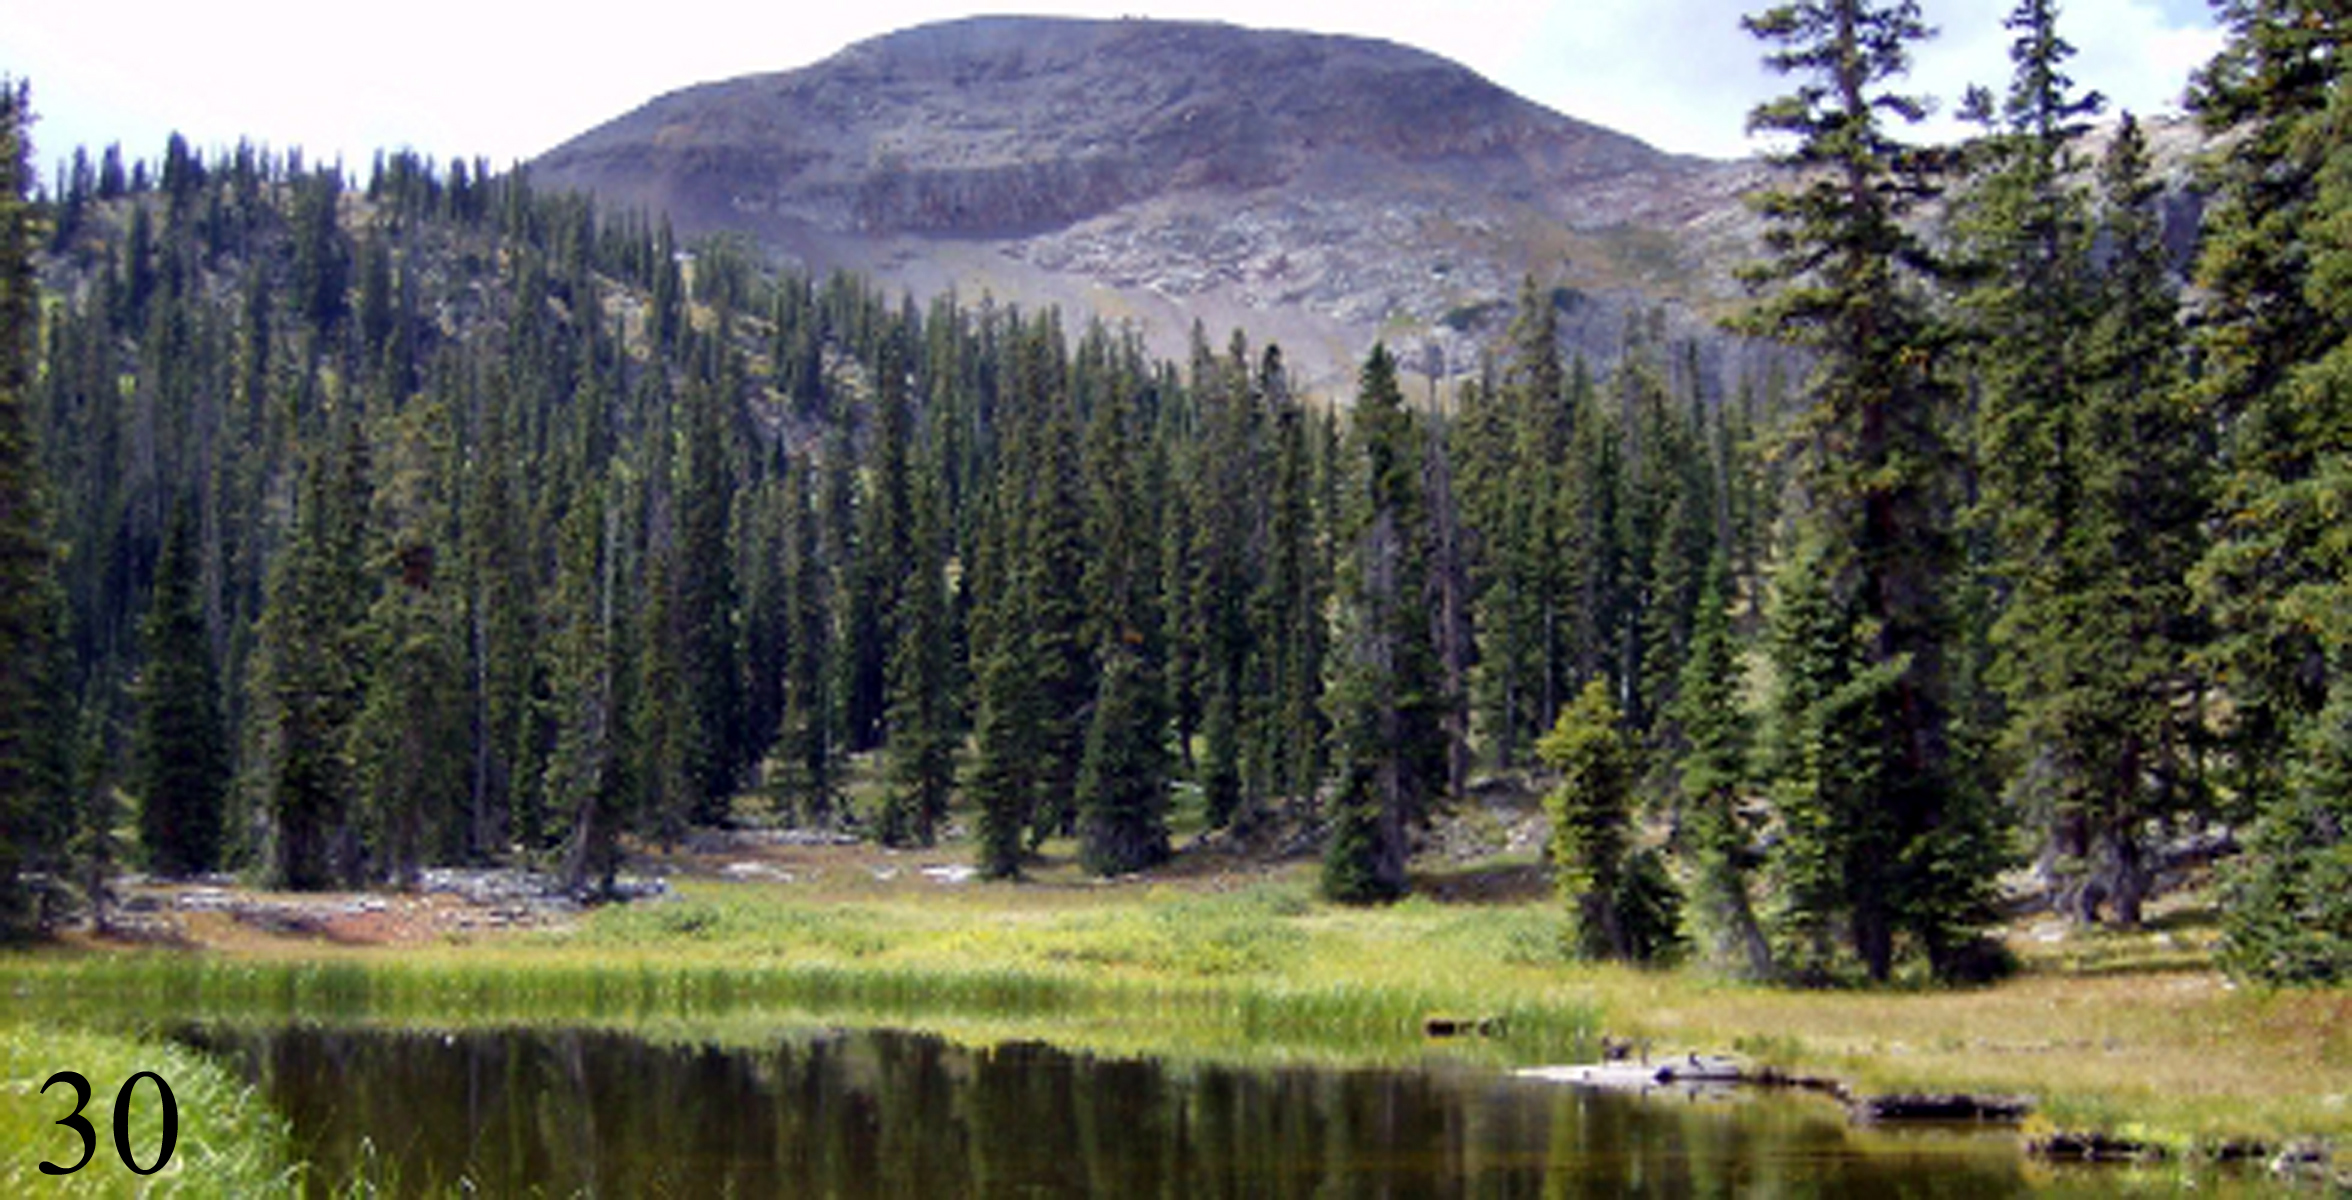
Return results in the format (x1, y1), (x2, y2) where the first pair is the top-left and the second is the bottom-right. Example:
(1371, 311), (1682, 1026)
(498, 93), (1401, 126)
(8, 855), (2350, 1180)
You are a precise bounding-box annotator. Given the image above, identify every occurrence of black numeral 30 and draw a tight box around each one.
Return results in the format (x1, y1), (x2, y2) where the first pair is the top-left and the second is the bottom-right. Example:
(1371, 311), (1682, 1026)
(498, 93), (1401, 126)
(37, 1070), (177, 1176)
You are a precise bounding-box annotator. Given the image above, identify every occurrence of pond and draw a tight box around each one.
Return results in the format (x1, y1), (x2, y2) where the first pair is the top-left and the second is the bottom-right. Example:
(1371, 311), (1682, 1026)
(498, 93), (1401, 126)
(172, 1024), (2053, 1197)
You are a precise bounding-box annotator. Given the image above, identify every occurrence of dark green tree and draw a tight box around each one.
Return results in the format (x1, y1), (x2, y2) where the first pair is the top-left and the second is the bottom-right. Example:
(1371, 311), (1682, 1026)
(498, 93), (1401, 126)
(880, 457), (958, 848)
(1739, 0), (1999, 981)
(1189, 333), (1262, 828)
(1077, 643), (1170, 876)
(676, 376), (742, 822)
(548, 477), (626, 895)
(1021, 372), (1092, 846)
(1671, 557), (1773, 978)
(131, 494), (228, 877)
(0, 79), (68, 934)
(1759, 531), (1894, 982)
(462, 370), (540, 855)
(1076, 357), (1171, 875)
(968, 478), (1041, 880)
(2194, 3), (2352, 978)
(775, 456), (838, 827)
(349, 397), (469, 884)
(1250, 362), (1327, 806)
(1540, 678), (1658, 961)
(1322, 345), (1443, 903)
(251, 412), (372, 890)
(2221, 679), (2352, 982)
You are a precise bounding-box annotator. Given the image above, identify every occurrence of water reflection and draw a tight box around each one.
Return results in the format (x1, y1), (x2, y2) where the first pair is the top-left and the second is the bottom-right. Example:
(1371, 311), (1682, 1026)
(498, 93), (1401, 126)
(178, 1025), (2032, 1197)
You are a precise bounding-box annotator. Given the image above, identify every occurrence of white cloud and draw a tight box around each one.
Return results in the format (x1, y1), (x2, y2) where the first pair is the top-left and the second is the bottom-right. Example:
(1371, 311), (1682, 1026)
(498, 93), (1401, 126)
(1494, 0), (2223, 159)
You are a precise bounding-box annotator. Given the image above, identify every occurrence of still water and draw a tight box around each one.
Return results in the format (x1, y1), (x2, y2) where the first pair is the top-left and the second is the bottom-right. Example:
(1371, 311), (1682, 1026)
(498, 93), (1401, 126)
(172, 1024), (2063, 1197)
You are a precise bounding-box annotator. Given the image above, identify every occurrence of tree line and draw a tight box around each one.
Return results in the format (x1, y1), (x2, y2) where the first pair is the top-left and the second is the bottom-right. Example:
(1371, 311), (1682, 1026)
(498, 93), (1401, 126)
(0, 0), (2348, 987)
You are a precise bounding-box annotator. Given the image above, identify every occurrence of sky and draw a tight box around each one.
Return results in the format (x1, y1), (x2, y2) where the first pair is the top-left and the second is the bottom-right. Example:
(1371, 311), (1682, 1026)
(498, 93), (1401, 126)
(3, 1), (2226, 182)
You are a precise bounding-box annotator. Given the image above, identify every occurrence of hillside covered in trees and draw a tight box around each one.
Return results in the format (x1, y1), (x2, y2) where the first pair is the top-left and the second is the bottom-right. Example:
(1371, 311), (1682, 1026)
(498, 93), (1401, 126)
(3, 0), (2351, 990)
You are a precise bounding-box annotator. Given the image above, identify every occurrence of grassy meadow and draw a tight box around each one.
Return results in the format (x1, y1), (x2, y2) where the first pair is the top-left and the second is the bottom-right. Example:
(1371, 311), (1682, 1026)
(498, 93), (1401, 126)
(6, 845), (2349, 1165)
(2, 762), (2347, 1180)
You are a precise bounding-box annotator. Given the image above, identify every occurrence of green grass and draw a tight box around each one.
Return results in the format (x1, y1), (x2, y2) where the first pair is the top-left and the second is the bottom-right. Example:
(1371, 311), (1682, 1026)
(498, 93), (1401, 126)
(0, 1025), (299, 1197)
(6, 869), (2351, 1164)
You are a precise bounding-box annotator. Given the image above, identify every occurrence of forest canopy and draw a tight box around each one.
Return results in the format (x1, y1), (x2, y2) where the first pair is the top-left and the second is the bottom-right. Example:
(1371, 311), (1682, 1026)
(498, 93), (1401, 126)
(1, 0), (2349, 988)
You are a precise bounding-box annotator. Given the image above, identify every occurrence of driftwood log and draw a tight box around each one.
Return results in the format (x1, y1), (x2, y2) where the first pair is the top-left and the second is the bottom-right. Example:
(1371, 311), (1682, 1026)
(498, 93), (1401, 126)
(1848, 1092), (2032, 1124)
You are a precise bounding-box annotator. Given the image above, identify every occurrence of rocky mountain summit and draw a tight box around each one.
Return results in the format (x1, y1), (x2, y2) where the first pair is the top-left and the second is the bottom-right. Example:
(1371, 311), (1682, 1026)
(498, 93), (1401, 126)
(531, 16), (2190, 394)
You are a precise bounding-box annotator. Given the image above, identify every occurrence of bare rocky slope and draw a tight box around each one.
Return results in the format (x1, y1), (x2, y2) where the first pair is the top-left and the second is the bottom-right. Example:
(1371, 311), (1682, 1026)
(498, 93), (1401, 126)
(532, 15), (2197, 396)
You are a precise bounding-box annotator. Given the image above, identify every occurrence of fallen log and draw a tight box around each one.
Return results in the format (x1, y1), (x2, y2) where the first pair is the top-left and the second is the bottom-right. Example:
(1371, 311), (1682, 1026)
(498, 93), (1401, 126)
(2027, 1131), (2161, 1162)
(1849, 1092), (2033, 1124)
(1421, 1015), (1507, 1039)
(1516, 1053), (1746, 1089)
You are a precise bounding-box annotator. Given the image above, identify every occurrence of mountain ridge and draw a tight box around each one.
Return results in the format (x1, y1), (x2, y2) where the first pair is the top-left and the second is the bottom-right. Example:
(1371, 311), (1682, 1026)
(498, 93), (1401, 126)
(529, 17), (1783, 391)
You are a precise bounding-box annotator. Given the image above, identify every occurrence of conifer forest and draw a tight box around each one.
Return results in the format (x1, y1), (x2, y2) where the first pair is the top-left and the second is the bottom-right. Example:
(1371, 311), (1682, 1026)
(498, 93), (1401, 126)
(3, 0), (2352, 993)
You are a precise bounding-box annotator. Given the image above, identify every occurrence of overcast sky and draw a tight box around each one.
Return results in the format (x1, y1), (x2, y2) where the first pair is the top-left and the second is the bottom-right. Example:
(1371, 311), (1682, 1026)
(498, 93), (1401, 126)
(5, 1), (2224, 181)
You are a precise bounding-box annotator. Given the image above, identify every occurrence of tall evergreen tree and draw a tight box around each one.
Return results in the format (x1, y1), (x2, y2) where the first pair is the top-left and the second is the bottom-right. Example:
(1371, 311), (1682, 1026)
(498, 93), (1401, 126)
(462, 369), (542, 856)
(635, 538), (693, 851)
(1077, 360), (1170, 874)
(2193, 4), (2352, 978)
(349, 395), (470, 883)
(880, 454), (958, 848)
(1189, 332), (1262, 829)
(1740, 0), (2000, 980)
(250, 410), (372, 890)
(1672, 556), (1773, 978)
(1021, 371), (1092, 846)
(1251, 363), (1327, 806)
(1971, 89), (2208, 927)
(548, 477), (625, 895)
(132, 493), (228, 877)
(775, 456), (838, 827)
(676, 375), (742, 822)
(0, 79), (69, 934)
(968, 476), (1041, 880)
(1322, 345), (1443, 903)
(1541, 678), (1645, 960)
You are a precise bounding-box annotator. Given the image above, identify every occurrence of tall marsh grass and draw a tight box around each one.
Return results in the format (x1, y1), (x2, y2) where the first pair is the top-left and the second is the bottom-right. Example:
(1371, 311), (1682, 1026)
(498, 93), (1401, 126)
(0, 1024), (300, 1197)
(7, 871), (2350, 1153)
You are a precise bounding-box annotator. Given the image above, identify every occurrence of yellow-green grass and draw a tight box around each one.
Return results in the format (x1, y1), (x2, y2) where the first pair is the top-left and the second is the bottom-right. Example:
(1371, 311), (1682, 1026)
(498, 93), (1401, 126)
(0, 1024), (299, 1197)
(8, 867), (2350, 1160)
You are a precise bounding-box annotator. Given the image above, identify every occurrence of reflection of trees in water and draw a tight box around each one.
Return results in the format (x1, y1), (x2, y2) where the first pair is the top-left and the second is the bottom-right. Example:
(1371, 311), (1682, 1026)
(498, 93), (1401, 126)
(176, 1026), (2026, 1197)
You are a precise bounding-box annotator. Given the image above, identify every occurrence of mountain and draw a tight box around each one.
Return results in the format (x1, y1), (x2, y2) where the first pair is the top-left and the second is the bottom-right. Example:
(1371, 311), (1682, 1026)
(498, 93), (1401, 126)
(532, 16), (1776, 393)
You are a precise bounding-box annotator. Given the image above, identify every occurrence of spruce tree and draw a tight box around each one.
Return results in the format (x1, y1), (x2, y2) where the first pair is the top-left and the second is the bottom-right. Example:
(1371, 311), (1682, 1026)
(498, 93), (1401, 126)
(1972, 96), (2207, 926)
(1740, 0), (1999, 981)
(1077, 643), (1170, 876)
(1022, 378), (1092, 846)
(775, 456), (838, 827)
(349, 397), (468, 884)
(2221, 679), (2352, 982)
(1760, 531), (1892, 981)
(1672, 556), (1773, 978)
(252, 412), (372, 890)
(132, 494), (228, 877)
(880, 458), (958, 848)
(1541, 679), (1645, 960)
(676, 375), (742, 822)
(968, 477), (1041, 880)
(1321, 345), (1442, 903)
(1253, 367), (1327, 806)
(1077, 358), (1170, 875)
(461, 371), (540, 856)
(636, 542), (693, 851)
(548, 477), (625, 895)
(1188, 332), (1261, 830)
(0, 79), (67, 934)
(2194, 4), (2352, 977)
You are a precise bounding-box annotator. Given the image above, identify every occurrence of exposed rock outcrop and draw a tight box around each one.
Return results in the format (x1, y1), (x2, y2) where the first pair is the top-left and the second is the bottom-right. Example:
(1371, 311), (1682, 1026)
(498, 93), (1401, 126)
(531, 16), (1773, 393)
